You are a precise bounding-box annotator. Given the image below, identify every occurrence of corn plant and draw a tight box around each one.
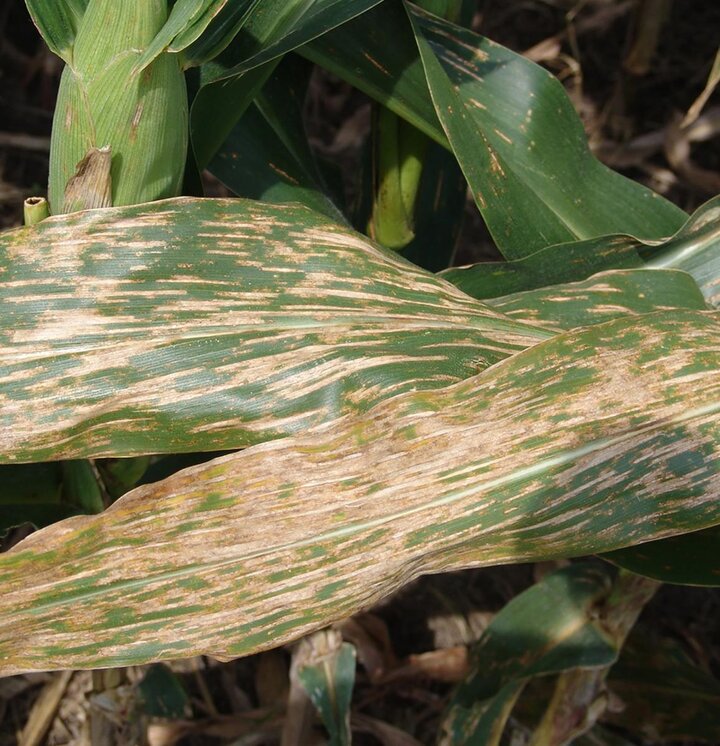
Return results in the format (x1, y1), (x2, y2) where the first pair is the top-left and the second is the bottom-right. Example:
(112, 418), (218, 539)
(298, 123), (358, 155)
(2, 0), (720, 742)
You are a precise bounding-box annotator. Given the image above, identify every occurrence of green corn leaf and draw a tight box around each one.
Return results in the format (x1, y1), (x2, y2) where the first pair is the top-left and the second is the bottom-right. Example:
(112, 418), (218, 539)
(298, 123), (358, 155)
(303, 3), (685, 258)
(191, 0), (384, 168)
(202, 0), (385, 84)
(61, 460), (104, 515)
(442, 195), (720, 305)
(642, 194), (720, 305)
(295, 632), (356, 746)
(96, 457), (152, 501)
(0, 198), (550, 464)
(440, 563), (618, 746)
(440, 238), (645, 300)
(138, 663), (191, 719)
(603, 526), (720, 587)
(209, 57), (344, 222)
(192, 60), (279, 171)
(0, 463), (74, 536)
(302, 2), (444, 147)
(24, 0), (89, 62)
(1, 309), (719, 674)
(487, 269), (708, 332)
(604, 633), (720, 742)
(405, 4), (686, 258)
(173, 0), (259, 64)
(136, 0), (257, 71)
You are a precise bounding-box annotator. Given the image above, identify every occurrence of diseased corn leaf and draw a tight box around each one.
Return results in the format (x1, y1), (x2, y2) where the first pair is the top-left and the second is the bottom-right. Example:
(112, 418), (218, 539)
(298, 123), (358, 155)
(1, 310), (720, 674)
(604, 634), (720, 742)
(191, 0), (384, 168)
(302, 4), (684, 258)
(487, 269), (707, 332)
(301, 3), (445, 147)
(405, 5), (686, 258)
(440, 563), (617, 746)
(295, 632), (356, 746)
(603, 525), (720, 587)
(209, 57), (344, 222)
(0, 197), (550, 464)
(24, 0), (88, 62)
(483, 268), (717, 588)
(642, 194), (720, 306)
(440, 238), (644, 300)
(442, 195), (720, 305)
(524, 572), (659, 745)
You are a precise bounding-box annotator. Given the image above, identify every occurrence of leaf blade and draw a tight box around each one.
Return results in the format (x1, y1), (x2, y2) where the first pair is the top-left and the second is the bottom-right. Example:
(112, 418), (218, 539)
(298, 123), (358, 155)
(24, 0), (89, 61)
(406, 4), (686, 257)
(0, 197), (549, 463)
(1, 310), (719, 674)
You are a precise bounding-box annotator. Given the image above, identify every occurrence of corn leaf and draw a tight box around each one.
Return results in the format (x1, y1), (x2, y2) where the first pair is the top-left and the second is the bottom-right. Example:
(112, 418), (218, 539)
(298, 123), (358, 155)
(483, 268), (718, 588)
(301, 2), (445, 147)
(23, 0), (88, 62)
(443, 195), (720, 305)
(1, 310), (719, 674)
(440, 239), (644, 300)
(0, 197), (550, 464)
(174, 0), (260, 64)
(137, 0), (257, 71)
(191, 0), (384, 168)
(302, 3), (685, 259)
(209, 57), (344, 222)
(642, 194), (720, 306)
(0, 463), (74, 536)
(440, 563), (618, 746)
(487, 269), (707, 332)
(296, 633), (356, 746)
(604, 634), (720, 742)
(603, 526), (720, 587)
(405, 4), (686, 257)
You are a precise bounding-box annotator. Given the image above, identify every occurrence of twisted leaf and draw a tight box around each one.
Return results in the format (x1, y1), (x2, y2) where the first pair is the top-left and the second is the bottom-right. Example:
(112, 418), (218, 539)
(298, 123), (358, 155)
(0, 198), (549, 463)
(443, 195), (720, 305)
(1, 310), (719, 674)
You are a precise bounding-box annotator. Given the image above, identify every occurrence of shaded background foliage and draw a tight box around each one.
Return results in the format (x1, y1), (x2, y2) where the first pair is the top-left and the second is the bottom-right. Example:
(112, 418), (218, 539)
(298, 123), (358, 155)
(1, 0), (719, 744)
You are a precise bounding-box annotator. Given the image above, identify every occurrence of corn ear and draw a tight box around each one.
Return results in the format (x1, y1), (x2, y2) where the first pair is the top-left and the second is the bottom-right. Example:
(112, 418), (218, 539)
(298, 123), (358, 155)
(48, 0), (188, 214)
